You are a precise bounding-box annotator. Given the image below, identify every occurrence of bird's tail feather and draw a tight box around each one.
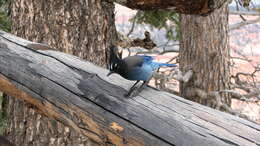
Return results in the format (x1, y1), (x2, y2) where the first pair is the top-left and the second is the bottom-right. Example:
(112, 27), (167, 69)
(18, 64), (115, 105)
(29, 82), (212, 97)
(155, 62), (177, 67)
(150, 62), (177, 70)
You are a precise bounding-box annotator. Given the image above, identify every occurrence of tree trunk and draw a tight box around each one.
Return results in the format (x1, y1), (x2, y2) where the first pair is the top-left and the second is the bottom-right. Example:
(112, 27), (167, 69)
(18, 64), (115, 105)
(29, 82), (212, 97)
(179, 2), (231, 108)
(10, 0), (117, 67)
(5, 0), (117, 145)
(4, 95), (98, 146)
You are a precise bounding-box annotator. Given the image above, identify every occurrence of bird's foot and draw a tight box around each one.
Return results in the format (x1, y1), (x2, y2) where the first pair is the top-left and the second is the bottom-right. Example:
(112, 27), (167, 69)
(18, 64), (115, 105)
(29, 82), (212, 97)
(124, 86), (138, 98)
(124, 92), (137, 98)
(127, 86), (144, 97)
(131, 90), (141, 97)
(124, 92), (131, 97)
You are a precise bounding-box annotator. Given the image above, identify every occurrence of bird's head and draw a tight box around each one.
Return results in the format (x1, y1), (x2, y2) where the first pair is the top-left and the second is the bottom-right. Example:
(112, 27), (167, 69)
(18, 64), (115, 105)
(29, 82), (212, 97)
(107, 45), (122, 77)
(107, 62), (121, 77)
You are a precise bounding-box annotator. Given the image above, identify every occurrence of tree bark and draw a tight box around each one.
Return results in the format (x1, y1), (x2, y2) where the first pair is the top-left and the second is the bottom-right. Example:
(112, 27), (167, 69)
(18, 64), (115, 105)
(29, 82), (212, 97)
(114, 0), (227, 15)
(5, 0), (117, 145)
(179, 2), (231, 108)
(10, 0), (117, 67)
(4, 95), (97, 146)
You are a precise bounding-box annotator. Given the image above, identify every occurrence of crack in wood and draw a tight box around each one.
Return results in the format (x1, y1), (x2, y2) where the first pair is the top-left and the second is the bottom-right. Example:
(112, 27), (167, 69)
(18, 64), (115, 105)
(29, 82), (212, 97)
(193, 114), (260, 145)
(131, 97), (180, 129)
(138, 94), (189, 117)
(232, 119), (260, 131)
(208, 133), (240, 146)
(185, 120), (210, 131)
(235, 134), (259, 145)
(188, 128), (207, 138)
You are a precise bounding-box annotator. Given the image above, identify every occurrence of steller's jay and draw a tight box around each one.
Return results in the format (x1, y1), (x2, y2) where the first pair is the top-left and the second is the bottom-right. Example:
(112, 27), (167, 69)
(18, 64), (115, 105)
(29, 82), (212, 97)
(107, 46), (177, 97)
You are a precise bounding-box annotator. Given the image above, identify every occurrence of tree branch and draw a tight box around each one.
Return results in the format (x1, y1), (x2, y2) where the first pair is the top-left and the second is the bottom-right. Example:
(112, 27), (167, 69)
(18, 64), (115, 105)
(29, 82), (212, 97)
(229, 17), (260, 31)
(112, 0), (227, 15)
(230, 10), (260, 16)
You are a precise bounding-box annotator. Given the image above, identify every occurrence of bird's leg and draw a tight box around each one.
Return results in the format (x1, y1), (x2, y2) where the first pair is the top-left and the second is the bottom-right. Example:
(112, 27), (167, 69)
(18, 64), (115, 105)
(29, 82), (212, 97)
(130, 81), (146, 97)
(131, 79), (151, 97)
(137, 81), (148, 93)
(125, 80), (140, 97)
(129, 80), (140, 92)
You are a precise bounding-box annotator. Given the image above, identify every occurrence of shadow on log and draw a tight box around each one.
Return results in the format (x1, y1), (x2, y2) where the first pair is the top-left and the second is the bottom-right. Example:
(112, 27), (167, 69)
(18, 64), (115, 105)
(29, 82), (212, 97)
(0, 30), (259, 146)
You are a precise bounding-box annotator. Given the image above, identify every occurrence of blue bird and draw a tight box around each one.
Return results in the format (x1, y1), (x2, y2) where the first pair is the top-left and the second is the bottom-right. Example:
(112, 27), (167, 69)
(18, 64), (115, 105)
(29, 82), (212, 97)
(107, 46), (177, 97)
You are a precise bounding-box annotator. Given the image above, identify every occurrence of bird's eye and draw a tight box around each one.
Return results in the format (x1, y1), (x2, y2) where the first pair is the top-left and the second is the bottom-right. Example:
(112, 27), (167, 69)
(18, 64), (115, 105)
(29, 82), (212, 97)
(109, 64), (113, 70)
(111, 63), (117, 70)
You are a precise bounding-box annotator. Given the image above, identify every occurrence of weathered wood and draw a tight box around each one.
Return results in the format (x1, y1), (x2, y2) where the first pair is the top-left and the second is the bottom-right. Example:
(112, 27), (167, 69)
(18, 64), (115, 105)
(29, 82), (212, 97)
(0, 31), (259, 146)
(113, 0), (227, 15)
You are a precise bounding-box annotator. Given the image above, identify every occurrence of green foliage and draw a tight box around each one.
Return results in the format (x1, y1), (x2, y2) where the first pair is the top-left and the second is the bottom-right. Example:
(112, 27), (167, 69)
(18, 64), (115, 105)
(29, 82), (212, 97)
(0, 11), (10, 32)
(0, 0), (10, 32)
(0, 0), (8, 7)
(133, 11), (180, 41)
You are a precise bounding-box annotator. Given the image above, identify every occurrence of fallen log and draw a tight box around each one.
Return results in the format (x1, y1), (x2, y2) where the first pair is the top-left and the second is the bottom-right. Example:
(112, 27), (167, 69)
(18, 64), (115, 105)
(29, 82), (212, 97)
(0, 31), (259, 146)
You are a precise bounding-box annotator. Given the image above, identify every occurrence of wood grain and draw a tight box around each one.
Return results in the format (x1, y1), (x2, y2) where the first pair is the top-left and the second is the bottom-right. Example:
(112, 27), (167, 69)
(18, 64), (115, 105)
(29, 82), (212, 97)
(0, 31), (259, 146)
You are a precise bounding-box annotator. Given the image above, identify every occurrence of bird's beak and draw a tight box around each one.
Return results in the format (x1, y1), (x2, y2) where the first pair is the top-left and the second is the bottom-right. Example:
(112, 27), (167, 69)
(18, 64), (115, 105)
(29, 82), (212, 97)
(107, 71), (115, 77)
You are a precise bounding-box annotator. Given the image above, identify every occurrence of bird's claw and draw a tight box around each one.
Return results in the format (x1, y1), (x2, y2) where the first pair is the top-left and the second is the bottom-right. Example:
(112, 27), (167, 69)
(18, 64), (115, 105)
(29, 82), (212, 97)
(125, 89), (142, 98)
(124, 92), (131, 97)
(124, 87), (139, 98)
(124, 92), (134, 98)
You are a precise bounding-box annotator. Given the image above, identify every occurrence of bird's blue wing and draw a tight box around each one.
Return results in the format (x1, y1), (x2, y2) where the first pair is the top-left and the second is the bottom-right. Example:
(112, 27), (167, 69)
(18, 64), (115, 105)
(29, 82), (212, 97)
(127, 65), (153, 81)
(123, 55), (154, 67)
(149, 62), (177, 70)
(124, 55), (176, 69)
(137, 55), (176, 70)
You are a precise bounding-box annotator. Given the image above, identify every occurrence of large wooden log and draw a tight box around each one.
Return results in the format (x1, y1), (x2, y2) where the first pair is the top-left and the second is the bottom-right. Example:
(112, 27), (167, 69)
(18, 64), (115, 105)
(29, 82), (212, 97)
(113, 0), (227, 15)
(0, 31), (259, 146)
